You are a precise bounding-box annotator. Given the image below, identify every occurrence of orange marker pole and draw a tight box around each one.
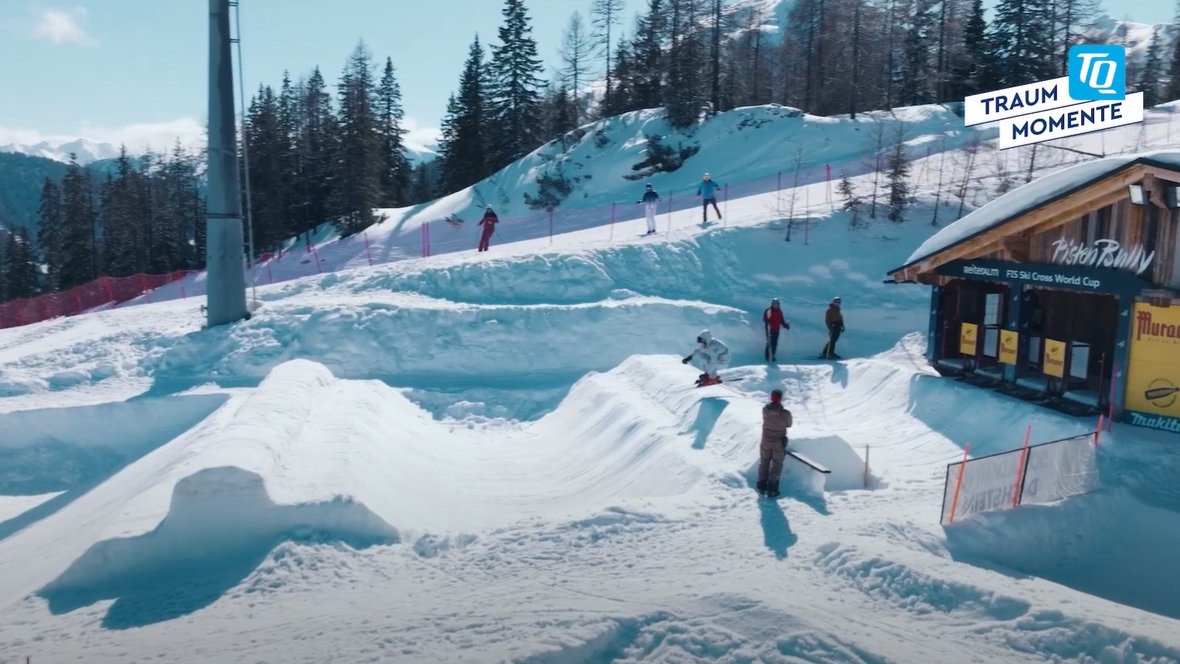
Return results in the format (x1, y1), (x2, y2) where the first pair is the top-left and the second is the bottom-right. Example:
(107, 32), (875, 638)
(1094, 414), (1104, 447)
(1011, 425), (1032, 508)
(947, 444), (971, 524)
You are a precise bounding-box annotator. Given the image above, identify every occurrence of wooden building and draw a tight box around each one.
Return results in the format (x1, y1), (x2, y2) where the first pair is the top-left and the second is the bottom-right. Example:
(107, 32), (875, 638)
(888, 153), (1180, 433)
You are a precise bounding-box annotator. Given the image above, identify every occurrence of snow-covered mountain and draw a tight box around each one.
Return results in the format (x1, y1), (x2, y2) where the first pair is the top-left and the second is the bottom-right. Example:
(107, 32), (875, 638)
(0, 138), (121, 166)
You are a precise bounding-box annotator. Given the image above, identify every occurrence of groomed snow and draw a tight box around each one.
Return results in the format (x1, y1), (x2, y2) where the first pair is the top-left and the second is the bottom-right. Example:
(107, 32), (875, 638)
(3, 103), (1180, 663)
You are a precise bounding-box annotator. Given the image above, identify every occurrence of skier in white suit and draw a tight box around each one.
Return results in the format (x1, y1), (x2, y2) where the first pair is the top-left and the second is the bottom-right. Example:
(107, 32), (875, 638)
(637, 183), (660, 235)
(682, 329), (730, 386)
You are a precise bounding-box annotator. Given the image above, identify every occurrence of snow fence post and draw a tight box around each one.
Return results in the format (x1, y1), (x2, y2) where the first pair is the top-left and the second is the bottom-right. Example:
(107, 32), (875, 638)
(665, 191), (673, 237)
(825, 164), (833, 211)
(609, 202), (616, 242)
(804, 188), (810, 245)
(947, 444), (970, 524)
(863, 445), (870, 488)
(1107, 361), (1118, 430)
(1010, 426), (1031, 509)
(311, 243), (322, 273)
(776, 171), (782, 212)
(363, 231), (373, 265)
(548, 207), (554, 245)
(723, 183), (729, 223)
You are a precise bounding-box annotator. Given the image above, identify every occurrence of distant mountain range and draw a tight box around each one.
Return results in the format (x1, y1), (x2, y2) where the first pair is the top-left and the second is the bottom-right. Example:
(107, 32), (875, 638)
(0, 136), (440, 168)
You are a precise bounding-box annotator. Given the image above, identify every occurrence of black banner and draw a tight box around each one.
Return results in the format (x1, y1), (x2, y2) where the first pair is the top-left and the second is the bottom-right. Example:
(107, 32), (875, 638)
(936, 258), (1154, 296)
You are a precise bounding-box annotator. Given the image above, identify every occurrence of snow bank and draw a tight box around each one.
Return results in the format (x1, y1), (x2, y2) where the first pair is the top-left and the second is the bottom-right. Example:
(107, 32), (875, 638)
(945, 489), (1180, 621)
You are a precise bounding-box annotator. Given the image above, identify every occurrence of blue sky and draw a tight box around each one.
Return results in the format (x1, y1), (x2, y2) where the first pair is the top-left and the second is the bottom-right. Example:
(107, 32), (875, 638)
(0, 0), (1172, 153)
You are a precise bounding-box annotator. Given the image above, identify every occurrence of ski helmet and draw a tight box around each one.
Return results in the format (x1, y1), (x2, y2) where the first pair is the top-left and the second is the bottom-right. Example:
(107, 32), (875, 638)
(770, 389), (783, 403)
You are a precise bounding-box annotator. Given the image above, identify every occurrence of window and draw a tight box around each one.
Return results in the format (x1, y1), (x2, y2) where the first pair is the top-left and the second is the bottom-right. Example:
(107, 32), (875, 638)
(984, 293), (1001, 325)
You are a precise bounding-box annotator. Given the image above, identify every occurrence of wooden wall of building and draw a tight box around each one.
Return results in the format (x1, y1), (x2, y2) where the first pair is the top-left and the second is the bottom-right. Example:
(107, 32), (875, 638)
(1025, 198), (1178, 287)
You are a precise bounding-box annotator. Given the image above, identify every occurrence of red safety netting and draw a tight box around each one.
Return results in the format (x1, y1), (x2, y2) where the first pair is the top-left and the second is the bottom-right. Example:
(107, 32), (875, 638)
(0, 270), (199, 330)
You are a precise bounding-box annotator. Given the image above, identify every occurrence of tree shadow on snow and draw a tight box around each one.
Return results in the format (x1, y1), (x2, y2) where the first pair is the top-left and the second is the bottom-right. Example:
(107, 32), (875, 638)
(36, 466), (399, 630)
(0, 394), (229, 541)
(758, 499), (798, 560)
(689, 397), (728, 449)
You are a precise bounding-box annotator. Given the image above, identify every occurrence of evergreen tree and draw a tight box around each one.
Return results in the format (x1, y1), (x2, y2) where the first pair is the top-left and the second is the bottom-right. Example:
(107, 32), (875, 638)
(98, 146), (145, 276)
(244, 84), (287, 253)
(1168, 1), (1180, 101)
(886, 124), (912, 222)
(665, 0), (706, 128)
(591, 0), (625, 111)
(2, 227), (39, 300)
(950, 0), (994, 98)
(35, 178), (64, 292)
(334, 41), (383, 235)
(439, 36), (490, 192)
(1140, 26), (1164, 106)
(58, 155), (98, 289)
(991, 0), (1057, 87)
(631, 0), (666, 111)
(377, 57), (412, 207)
(487, 0), (546, 169)
(295, 67), (339, 243)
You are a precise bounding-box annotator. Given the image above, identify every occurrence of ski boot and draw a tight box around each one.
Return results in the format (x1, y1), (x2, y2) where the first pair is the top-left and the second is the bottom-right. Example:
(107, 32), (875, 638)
(766, 480), (780, 499)
(697, 375), (723, 387)
(756, 480), (767, 496)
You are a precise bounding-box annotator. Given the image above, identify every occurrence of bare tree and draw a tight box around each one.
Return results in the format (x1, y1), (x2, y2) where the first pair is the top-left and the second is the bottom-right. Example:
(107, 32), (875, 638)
(864, 118), (889, 218)
(931, 137), (949, 225)
(560, 11), (593, 124)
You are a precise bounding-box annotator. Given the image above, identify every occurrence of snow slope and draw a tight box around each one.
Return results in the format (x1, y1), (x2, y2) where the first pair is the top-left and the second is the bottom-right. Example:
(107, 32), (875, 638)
(5, 102), (1180, 662)
(3, 171), (1180, 662)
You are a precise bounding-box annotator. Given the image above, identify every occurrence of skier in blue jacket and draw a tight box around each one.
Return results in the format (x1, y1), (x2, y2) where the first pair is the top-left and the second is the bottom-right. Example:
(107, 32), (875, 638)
(697, 173), (722, 222)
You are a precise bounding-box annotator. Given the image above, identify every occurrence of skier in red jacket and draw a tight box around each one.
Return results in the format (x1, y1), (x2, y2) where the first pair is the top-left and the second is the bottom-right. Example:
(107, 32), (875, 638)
(477, 205), (498, 252)
(763, 297), (789, 362)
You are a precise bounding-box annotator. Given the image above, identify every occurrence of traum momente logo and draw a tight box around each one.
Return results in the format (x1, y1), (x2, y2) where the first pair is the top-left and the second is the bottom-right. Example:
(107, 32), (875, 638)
(1069, 45), (1125, 101)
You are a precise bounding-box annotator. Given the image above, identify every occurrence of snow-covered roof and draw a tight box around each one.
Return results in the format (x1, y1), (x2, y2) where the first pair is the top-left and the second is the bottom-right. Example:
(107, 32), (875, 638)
(898, 150), (1180, 270)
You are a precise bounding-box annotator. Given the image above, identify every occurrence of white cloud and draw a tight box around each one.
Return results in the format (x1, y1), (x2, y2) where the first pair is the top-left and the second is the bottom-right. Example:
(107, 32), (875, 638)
(402, 116), (440, 153)
(32, 7), (97, 46)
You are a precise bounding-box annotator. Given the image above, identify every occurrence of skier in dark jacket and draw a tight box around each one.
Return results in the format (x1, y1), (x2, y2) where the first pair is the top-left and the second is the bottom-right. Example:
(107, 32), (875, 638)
(697, 173), (722, 222)
(763, 297), (789, 362)
(757, 389), (793, 498)
(637, 183), (660, 235)
(821, 297), (845, 359)
(477, 205), (498, 252)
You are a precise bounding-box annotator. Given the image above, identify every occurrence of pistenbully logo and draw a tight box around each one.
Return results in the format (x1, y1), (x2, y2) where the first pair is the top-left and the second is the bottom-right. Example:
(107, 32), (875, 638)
(1069, 45), (1126, 101)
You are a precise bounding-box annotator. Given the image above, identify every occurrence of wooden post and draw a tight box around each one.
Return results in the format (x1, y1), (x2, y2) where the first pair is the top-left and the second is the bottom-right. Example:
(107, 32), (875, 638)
(947, 444), (971, 524)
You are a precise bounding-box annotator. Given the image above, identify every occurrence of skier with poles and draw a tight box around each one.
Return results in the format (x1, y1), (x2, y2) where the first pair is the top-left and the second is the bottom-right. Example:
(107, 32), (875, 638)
(763, 298), (790, 362)
(637, 183), (660, 235)
(682, 329), (731, 387)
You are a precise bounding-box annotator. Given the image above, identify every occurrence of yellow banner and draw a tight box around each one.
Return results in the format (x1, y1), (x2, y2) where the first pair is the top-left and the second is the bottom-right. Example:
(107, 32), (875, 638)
(999, 330), (1019, 365)
(960, 323), (978, 356)
(1125, 303), (1180, 417)
(1043, 338), (1066, 378)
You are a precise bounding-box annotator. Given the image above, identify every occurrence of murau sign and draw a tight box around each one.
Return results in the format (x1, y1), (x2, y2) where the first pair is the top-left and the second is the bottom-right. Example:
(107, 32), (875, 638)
(1050, 238), (1155, 276)
(936, 258), (1153, 296)
(1125, 303), (1180, 433)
